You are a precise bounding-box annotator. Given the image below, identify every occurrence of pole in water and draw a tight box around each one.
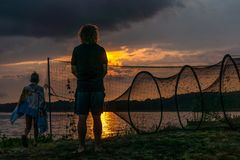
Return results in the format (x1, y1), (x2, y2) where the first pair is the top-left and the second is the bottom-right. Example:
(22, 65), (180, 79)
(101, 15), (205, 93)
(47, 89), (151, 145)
(47, 57), (52, 136)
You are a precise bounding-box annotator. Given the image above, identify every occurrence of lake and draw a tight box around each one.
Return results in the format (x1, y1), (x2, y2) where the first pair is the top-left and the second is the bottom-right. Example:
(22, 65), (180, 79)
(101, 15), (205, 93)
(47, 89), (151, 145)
(1, 111), (239, 139)
(0, 111), (183, 139)
(0, 112), (131, 139)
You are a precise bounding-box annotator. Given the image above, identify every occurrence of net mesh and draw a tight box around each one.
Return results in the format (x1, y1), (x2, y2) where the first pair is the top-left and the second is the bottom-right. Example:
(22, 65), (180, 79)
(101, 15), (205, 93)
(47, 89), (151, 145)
(47, 54), (240, 135)
(220, 56), (240, 129)
(194, 63), (224, 129)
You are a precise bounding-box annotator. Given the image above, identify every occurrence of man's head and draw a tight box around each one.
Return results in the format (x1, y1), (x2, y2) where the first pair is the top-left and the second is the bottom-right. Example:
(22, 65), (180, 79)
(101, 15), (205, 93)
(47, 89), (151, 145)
(79, 24), (99, 44)
(30, 72), (39, 84)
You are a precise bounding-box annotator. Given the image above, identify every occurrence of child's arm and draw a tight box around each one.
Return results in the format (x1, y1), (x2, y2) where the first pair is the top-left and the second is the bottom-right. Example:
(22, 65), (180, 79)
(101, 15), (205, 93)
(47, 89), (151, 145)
(40, 87), (47, 111)
(18, 87), (27, 105)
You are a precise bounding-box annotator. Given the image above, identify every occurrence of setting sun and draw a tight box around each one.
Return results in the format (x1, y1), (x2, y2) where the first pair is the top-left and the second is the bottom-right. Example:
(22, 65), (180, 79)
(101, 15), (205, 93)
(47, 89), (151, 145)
(106, 50), (127, 66)
(48, 50), (128, 66)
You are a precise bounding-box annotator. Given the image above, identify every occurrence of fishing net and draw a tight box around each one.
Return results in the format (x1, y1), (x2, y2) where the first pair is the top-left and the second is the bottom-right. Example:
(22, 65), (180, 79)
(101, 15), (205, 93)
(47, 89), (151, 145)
(194, 62), (224, 129)
(174, 66), (203, 130)
(220, 55), (240, 129)
(47, 54), (240, 135)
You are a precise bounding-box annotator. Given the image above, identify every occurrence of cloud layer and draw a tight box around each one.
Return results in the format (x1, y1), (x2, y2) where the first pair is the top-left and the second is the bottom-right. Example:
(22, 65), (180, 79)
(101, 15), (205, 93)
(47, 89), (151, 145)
(0, 0), (182, 37)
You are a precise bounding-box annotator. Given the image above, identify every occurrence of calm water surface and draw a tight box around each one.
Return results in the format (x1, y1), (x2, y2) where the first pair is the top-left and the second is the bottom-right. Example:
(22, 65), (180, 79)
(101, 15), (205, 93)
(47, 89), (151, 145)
(0, 112), (131, 139)
(2, 111), (238, 139)
(0, 112), (180, 138)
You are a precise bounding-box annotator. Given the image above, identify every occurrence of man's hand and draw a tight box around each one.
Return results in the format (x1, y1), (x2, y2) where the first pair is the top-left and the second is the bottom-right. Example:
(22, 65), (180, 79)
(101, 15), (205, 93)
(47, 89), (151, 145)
(71, 65), (77, 77)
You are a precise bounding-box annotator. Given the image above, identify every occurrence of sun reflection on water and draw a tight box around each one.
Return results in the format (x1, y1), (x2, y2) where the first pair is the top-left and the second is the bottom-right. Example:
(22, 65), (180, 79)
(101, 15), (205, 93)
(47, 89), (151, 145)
(78, 112), (131, 139)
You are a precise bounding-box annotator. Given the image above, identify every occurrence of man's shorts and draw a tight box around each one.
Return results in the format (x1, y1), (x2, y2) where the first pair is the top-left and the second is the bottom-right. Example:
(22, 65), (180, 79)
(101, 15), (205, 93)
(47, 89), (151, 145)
(74, 91), (105, 115)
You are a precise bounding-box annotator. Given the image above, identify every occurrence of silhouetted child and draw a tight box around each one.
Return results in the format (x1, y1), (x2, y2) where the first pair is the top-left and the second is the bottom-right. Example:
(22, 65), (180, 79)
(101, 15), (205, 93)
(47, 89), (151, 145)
(12, 72), (46, 147)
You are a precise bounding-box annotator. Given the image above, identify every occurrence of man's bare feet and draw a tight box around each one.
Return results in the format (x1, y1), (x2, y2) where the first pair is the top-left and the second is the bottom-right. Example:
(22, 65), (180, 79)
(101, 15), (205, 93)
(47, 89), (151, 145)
(33, 140), (38, 147)
(77, 145), (85, 153)
(94, 144), (104, 152)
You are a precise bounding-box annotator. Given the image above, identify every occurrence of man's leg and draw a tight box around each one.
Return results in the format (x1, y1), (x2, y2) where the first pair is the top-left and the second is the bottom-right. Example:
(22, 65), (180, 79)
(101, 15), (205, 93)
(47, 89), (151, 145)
(78, 114), (88, 150)
(75, 91), (90, 152)
(91, 92), (104, 151)
(92, 115), (102, 147)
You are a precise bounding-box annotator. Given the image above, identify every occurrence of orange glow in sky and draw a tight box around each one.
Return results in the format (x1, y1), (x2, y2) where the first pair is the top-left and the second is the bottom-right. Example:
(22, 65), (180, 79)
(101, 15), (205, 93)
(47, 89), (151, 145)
(0, 47), (202, 67)
(106, 50), (127, 65)
(0, 60), (46, 67)
(51, 50), (128, 66)
(0, 50), (127, 67)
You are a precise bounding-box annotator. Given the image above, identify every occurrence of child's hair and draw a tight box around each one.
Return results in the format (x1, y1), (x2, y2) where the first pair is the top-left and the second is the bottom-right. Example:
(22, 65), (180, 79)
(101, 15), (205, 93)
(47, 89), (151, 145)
(78, 24), (99, 44)
(30, 72), (39, 83)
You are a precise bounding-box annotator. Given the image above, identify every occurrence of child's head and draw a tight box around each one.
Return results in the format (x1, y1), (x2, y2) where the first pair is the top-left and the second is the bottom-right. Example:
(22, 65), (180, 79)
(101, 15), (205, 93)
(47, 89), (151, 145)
(78, 24), (99, 44)
(30, 72), (39, 84)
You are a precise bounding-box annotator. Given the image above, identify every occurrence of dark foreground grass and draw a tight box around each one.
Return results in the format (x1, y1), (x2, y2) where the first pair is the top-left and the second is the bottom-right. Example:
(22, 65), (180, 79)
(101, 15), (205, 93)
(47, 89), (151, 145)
(1, 129), (240, 160)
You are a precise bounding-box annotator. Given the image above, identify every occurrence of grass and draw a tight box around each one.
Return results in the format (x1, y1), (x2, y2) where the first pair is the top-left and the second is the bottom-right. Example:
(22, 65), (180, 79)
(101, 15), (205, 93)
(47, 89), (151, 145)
(1, 129), (240, 160)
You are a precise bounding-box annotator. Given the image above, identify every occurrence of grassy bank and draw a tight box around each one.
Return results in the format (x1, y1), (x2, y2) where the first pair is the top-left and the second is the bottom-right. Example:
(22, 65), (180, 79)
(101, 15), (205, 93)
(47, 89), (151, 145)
(1, 129), (240, 160)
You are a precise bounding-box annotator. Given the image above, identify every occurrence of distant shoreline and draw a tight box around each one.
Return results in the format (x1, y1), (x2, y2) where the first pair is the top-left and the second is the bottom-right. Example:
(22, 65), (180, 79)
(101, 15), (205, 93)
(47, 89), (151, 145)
(1, 91), (240, 112)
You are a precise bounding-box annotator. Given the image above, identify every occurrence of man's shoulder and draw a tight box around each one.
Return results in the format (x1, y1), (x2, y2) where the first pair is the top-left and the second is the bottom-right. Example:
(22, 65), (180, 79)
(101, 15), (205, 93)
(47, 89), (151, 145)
(74, 44), (84, 50)
(73, 44), (105, 54)
(95, 44), (105, 51)
(74, 43), (104, 49)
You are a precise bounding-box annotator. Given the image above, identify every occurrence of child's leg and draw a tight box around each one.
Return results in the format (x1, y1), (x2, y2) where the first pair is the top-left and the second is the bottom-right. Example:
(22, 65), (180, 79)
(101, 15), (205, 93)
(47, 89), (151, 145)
(33, 118), (38, 144)
(25, 115), (32, 136)
(22, 115), (32, 147)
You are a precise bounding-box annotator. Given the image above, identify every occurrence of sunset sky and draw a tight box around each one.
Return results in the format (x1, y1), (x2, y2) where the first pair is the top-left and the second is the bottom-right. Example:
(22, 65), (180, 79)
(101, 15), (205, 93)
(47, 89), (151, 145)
(1, 0), (240, 103)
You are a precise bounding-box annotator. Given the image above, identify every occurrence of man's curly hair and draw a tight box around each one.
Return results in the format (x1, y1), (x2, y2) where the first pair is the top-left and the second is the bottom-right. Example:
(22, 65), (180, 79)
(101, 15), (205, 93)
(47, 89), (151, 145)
(79, 24), (99, 44)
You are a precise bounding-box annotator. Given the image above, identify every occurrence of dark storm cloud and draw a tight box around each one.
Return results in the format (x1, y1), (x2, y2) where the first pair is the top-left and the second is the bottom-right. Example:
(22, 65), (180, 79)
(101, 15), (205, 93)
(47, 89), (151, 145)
(0, 0), (182, 37)
(0, 36), (72, 64)
(103, 0), (240, 51)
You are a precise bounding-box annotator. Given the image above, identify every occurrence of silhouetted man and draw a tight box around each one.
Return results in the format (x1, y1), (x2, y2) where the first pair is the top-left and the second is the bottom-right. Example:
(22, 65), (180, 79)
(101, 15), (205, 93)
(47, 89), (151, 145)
(71, 24), (108, 153)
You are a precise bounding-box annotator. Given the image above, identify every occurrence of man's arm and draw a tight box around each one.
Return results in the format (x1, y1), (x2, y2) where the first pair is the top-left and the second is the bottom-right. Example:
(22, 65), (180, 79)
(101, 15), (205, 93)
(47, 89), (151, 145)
(102, 48), (108, 78)
(71, 65), (78, 78)
(103, 64), (107, 78)
(71, 47), (78, 78)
